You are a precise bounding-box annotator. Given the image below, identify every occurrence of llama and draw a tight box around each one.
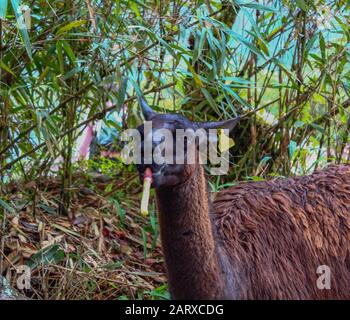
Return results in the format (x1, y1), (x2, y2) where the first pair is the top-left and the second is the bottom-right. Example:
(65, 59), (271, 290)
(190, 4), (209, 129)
(136, 97), (350, 300)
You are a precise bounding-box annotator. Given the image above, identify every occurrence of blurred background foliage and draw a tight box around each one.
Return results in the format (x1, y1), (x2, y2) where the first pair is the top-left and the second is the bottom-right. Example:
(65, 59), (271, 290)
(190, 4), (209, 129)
(1, 0), (350, 200)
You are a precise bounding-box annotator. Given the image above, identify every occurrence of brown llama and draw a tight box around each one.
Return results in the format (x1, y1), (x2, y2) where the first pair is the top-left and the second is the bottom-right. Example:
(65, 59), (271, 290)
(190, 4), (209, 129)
(135, 97), (350, 300)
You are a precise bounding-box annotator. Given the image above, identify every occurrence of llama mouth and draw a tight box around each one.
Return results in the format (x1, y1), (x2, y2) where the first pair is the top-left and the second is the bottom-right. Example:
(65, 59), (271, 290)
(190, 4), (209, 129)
(138, 165), (165, 187)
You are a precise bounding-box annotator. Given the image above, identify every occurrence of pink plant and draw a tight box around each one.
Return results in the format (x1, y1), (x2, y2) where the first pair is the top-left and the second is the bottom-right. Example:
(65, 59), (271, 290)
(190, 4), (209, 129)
(78, 123), (94, 160)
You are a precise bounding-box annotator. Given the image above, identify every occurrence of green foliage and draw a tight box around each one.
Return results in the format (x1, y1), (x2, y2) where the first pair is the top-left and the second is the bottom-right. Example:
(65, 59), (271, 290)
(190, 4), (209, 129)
(0, 198), (15, 213)
(140, 203), (159, 258)
(1, 0), (350, 201)
(88, 157), (121, 177)
(27, 244), (65, 269)
(110, 198), (126, 227)
(144, 284), (170, 300)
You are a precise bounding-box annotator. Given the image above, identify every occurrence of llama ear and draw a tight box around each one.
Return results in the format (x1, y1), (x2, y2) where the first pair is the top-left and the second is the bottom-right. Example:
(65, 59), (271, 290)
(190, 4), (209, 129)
(195, 117), (240, 131)
(139, 96), (156, 120)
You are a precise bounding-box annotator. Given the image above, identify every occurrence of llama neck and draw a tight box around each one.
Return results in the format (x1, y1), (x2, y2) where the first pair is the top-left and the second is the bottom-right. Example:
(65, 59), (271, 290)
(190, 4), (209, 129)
(155, 165), (231, 299)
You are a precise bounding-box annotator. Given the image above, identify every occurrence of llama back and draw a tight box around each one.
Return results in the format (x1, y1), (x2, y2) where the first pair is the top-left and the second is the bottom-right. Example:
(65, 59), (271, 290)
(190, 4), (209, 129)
(213, 164), (350, 299)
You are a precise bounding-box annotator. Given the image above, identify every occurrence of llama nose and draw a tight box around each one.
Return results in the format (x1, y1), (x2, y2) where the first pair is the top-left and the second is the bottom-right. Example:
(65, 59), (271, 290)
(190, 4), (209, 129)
(137, 163), (164, 176)
(146, 163), (164, 175)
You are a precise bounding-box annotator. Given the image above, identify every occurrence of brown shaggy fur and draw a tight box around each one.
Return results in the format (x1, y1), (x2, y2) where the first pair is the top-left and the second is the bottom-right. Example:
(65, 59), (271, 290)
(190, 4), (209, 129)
(155, 164), (350, 299)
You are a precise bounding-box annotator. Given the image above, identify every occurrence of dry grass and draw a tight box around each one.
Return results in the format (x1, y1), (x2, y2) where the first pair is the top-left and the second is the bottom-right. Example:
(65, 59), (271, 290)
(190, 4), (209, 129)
(0, 172), (167, 300)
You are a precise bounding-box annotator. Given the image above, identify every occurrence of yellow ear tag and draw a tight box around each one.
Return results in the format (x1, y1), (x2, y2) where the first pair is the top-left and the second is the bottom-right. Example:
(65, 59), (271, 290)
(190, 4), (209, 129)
(218, 129), (235, 153)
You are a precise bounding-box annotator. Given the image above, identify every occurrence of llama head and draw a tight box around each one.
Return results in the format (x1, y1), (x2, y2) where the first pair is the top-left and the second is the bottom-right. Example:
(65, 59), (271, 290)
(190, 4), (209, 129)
(136, 97), (240, 188)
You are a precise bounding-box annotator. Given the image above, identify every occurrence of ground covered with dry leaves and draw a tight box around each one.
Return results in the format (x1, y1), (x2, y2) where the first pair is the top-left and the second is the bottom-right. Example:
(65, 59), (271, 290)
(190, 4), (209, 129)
(0, 171), (167, 300)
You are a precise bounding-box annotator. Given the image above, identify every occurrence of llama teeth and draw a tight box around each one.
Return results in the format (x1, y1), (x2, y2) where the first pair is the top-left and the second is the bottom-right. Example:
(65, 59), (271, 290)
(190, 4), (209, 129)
(140, 168), (153, 216)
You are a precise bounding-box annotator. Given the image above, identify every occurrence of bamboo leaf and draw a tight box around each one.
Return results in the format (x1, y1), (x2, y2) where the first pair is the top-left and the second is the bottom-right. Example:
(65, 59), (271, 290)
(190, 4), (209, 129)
(236, 0), (279, 13)
(0, 0), (8, 19)
(289, 140), (297, 159)
(0, 198), (15, 213)
(37, 66), (50, 83)
(130, 0), (141, 19)
(56, 41), (64, 74)
(319, 32), (326, 59)
(193, 29), (206, 63)
(201, 88), (220, 114)
(10, 0), (32, 59)
(310, 123), (325, 134)
(62, 67), (81, 80)
(56, 20), (86, 35)
(27, 245), (65, 270)
(295, 0), (308, 11)
(221, 83), (252, 109)
(227, 30), (265, 58)
(183, 59), (203, 87)
(61, 41), (76, 64)
(0, 59), (15, 76)
(117, 77), (128, 109)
